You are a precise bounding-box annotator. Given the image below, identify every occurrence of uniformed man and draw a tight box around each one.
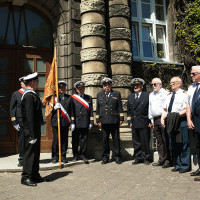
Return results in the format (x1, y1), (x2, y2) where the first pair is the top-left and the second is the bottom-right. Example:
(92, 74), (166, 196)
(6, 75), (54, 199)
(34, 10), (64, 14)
(186, 65), (200, 180)
(96, 78), (124, 164)
(70, 81), (94, 163)
(10, 76), (26, 167)
(149, 78), (171, 168)
(21, 72), (46, 186)
(51, 81), (71, 164)
(127, 78), (150, 165)
(161, 77), (190, 173)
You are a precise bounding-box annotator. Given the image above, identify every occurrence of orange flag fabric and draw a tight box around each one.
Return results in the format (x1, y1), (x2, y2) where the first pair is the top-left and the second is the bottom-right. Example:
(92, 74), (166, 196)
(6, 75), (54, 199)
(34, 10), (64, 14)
(42, 57), (56, 117)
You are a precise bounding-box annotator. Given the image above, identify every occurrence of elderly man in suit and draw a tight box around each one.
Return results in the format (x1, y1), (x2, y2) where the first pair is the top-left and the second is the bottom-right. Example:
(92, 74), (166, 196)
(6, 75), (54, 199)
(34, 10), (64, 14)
(127, 78), (150, 165)
(186, 65), (200, 181)
(96, 78), (124, 164)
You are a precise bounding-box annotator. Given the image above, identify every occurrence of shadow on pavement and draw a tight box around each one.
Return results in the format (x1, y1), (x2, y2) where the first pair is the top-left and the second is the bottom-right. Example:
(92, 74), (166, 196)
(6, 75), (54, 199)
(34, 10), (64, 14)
(44, 171), (73, 182)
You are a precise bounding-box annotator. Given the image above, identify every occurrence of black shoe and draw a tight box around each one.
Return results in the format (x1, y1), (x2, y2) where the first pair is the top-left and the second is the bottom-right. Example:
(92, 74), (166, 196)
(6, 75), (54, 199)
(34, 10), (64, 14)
(52, 159), (58, 164)
(21, 177), (37, 186)
(144, 160), (150, 165)
(152, 162), (163, 166)
(190, 169), (200, 176)
(132, 159), (143, 165)
(18, 162), (23, 167)
(61, 158), (68, 164)
(179, 168), (190, 173)
(171, 168), (180, 172)
(115, 157), (122, 164)
(162, 163), (170, 168)
(102, 158), (109, 165)
(81, 157), (89, 164)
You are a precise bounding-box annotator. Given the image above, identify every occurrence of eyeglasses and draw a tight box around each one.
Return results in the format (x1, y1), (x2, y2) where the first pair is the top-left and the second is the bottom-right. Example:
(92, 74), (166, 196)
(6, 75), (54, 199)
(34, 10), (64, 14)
(151, 83), (159, 86)
(190, 72), (200, 76)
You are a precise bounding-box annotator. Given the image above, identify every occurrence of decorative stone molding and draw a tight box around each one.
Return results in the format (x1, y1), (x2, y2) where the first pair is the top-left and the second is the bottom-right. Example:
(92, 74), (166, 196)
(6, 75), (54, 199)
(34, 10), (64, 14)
(112, 75), (132, 87)
(109, 0), (129, 6)
(109, 5), (130, 18)
(81, 12), (105, 25)
(82, 73), (107, 86)
(110, 28), (131, 41)
(81, 24), (106, 38)
(81, 48), (107, 62)
(80, 0), (105, 15)
(111, 51), (132, 64)
(121, 99), (128, 111)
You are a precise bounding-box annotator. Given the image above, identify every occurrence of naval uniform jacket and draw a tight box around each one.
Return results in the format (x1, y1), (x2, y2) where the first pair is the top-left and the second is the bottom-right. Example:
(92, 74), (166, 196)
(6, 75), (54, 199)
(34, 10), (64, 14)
(51, 94), (71, 127)
(10, 89), (24, 127)
(70, 94), (94, 128)
(96, 90), (124, 124)
(127, 91), (149, 128)
(21, 90), (43, 140)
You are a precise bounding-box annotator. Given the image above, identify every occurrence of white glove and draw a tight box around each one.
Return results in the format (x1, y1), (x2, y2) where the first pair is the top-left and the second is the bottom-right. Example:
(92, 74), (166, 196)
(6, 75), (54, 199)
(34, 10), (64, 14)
(14, 124), (20, 131)
(54, 103), (61, 110)
(29, 139), (37, 144)
(89, 124), (92, 130)
(70, 124), (75, 131)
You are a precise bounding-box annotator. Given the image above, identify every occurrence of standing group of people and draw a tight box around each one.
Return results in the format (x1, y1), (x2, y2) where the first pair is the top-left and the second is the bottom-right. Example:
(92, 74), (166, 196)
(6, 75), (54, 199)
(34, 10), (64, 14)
(10, 65), (200, 186)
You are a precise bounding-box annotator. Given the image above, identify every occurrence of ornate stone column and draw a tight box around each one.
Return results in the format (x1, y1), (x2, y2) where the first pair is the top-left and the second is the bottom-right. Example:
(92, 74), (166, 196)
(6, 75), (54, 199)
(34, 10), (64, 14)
(80, 0), (107, 111)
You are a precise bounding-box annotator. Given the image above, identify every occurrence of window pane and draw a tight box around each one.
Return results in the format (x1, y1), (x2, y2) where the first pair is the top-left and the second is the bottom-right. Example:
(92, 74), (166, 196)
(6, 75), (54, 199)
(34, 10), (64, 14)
(143, 42), (153, 57)
(0, 90), (9, 103)
(0, 105), (8, 120)
(157, 43), (165, 58)
(156, 5), (164, 20)
(131, 1), (137, 17)
(132, 25), (138, 56)
(0, 122), (8, 136)
(0, 6), (9, 44)
(38, 75), (45, 88)
(142, 0), (150, 2)
(37, 59), (46, 72)
(142, 26), (151, 41)
(7, 11), (15, 45)
(156, 27), (164, 43)
(0, 57), (9, 70)
(18, 10), (28, 46)
(142, 3), (150, 19)
(24, 58), (34, 73)
(0, 74), (9, 87)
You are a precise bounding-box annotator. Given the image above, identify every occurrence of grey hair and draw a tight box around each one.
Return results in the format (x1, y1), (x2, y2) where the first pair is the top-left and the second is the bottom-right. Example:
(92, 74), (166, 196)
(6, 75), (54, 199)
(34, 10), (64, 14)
(151, 78), (162, 84)
(192, 65), (200, 73)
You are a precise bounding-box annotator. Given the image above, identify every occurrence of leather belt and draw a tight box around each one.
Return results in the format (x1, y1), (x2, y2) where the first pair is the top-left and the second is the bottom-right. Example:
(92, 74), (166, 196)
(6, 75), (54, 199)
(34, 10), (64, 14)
(153, 116), (161, 120)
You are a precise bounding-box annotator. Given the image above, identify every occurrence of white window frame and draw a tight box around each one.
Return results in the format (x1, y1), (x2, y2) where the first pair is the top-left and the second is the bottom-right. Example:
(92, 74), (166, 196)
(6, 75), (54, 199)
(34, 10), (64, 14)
(131, 0), (169, 62)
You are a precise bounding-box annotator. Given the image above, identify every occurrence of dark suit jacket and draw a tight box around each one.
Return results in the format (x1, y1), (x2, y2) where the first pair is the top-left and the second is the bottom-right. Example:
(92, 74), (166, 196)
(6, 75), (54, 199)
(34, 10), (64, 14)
(96, 90), (124, 124)
(127, 91), (149, 128)
(193, 97), (200, 132)
(51, 94), (71, 127)
(70, 94), (94, 128)
(10, 89), (24, 127)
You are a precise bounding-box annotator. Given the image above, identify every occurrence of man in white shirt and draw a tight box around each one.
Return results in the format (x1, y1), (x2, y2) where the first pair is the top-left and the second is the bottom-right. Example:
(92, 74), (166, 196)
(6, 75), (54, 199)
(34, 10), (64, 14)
(161, 77), (190, 173)
(186, 65), (200, 180)
(149, 78), (171, 168)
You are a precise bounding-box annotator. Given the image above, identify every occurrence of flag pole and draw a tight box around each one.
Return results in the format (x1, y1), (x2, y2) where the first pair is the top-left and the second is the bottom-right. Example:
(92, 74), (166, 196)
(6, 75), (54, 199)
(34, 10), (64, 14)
(54, 45), (62, 168)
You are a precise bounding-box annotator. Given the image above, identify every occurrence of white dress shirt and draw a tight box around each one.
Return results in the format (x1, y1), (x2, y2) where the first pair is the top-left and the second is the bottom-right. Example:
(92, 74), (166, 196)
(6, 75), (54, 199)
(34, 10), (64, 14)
(149, 88), (168, 123)
(164, 89), (187, 113)
(187, 83), (200, 106)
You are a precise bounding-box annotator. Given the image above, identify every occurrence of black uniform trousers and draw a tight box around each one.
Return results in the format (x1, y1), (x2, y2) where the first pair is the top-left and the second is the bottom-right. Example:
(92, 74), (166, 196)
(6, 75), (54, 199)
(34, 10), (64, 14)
(153, 117), (171, 164)
(72, 128), (88, 158)
(101, 123), (121, 159)
(22, 126), (41, 179)
(132, 127), (150, 161)
(18, 127), (25, 164)
(52, 126), (69, 159)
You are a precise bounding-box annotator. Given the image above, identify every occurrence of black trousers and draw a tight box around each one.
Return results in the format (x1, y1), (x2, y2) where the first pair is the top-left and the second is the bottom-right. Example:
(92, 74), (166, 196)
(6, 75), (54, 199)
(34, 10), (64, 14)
(52, 126), (69, 159)
(18, 127), (25, 164)
(101, 123), (121, 159)
(153, 117), (171, 164)
(132, 127), (150, 161)
(22, 127), (41, 179)
(72, 128), (88, 158)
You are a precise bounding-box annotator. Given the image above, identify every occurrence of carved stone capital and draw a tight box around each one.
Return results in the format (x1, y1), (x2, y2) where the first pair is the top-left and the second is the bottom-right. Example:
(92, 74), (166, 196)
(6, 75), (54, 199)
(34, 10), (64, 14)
(111, 51), (132, 64)
(81, 48), (107, 62)
(112, 75), (132, 87)
(80, 0), (105, 15)
(122, 99), (128, 111)
(109, 5), (130, 18)
(81, 24), (106, 38)
(82, 73), (107, 86)
(110, 28), (131, 41)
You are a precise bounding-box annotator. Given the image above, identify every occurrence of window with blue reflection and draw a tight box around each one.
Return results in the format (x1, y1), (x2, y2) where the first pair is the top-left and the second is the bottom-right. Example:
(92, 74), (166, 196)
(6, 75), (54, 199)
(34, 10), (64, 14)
(142, 0), (150, 18)
(131, 0), (137, 18)
(132, 25), (139, 56)
(142, 26), (153, 57)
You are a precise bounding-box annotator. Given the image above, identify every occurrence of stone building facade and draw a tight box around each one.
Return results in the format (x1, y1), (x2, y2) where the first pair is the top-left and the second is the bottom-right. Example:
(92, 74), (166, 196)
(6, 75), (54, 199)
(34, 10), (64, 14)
(0, 0), (183, 157)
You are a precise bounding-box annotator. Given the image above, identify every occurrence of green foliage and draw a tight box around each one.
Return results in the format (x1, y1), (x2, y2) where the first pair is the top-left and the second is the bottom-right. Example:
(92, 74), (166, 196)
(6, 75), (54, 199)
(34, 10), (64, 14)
(175, 0), (200, 64)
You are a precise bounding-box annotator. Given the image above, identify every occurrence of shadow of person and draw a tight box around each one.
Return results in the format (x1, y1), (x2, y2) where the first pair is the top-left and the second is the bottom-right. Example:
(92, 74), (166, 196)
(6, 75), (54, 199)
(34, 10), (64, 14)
(44, 171), (73, 182)
(39, 159), (52, 164)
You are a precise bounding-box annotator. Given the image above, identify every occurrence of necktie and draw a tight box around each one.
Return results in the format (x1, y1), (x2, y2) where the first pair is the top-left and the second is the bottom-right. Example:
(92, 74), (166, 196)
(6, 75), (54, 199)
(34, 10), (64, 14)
(192, 83), (200, 112)
(135, 93), (139, 101)
(106, 92), (109, 98)
(168, 91), (175, 113)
